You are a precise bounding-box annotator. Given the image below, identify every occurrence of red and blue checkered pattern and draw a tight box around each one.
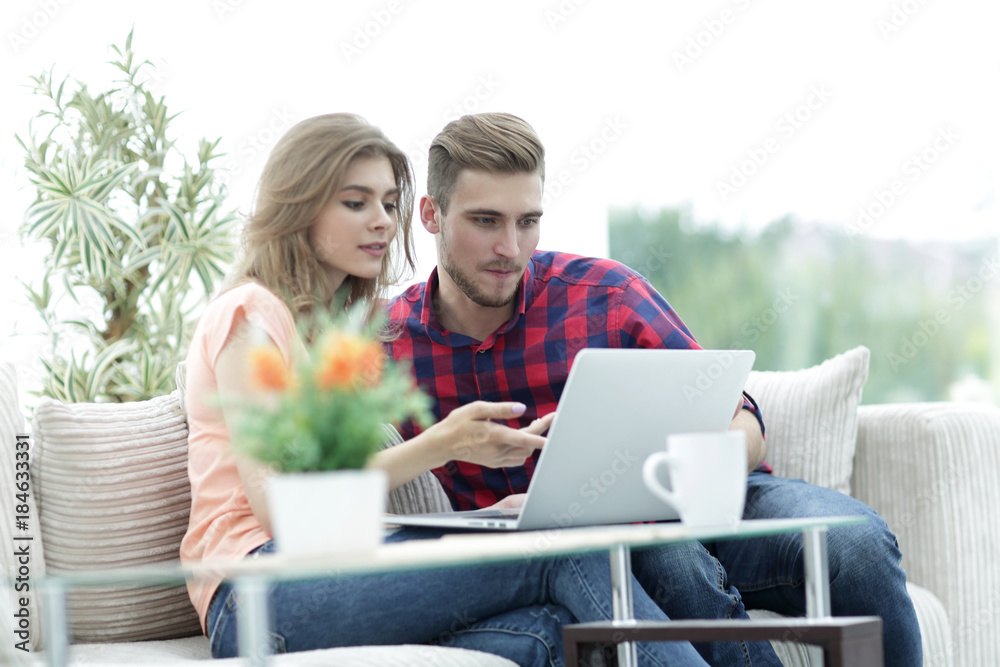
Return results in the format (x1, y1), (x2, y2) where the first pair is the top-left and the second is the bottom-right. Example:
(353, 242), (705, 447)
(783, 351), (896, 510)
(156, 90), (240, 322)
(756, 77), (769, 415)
(386, 250), (766, 511)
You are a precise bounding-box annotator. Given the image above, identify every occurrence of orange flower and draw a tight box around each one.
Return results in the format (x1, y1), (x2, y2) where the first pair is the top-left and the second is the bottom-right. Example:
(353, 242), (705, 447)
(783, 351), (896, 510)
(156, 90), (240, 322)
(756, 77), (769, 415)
(357, 341), (386, 387)
(248, 346), (290, 390)
(317, 332), (386, 390)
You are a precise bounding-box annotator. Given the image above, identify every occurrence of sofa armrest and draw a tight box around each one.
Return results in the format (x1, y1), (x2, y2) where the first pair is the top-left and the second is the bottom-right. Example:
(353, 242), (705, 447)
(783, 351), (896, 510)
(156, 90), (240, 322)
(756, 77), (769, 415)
(851, 402), (1000, 667)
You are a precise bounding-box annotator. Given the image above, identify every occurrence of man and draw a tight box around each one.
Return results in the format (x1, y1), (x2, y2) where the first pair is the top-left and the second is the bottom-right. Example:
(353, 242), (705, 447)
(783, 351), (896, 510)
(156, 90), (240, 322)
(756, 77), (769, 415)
(386, 112), (921, 666)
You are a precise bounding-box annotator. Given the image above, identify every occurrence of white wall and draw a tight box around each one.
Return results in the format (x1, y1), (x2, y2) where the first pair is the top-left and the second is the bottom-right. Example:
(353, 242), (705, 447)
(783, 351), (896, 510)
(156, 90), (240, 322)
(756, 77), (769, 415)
(2, 0), (997, 392)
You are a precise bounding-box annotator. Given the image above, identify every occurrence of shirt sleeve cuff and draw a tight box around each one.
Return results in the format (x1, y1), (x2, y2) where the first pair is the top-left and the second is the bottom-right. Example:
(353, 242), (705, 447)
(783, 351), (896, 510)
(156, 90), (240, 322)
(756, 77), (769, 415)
(741, 390), (765, 438)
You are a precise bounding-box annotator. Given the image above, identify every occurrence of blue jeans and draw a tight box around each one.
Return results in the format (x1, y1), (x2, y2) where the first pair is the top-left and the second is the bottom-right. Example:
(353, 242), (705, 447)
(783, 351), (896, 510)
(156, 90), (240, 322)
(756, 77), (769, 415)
(431, 604), (576, 666)
(633, 473), (922, 667)
(632, 540), (782, 666)
(206, 527), (710, 666)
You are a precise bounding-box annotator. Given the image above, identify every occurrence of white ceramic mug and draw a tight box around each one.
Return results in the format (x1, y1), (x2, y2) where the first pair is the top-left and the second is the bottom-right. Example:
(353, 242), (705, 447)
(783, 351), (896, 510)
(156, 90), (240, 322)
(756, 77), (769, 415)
(642, 431), (748, 527)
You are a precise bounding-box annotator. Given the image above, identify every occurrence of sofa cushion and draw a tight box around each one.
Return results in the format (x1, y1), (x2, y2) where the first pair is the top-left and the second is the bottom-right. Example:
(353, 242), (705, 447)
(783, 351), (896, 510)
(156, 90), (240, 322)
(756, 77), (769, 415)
(29, 636), (518, 666)
(6, 634), (520, 666)
(30, 391), (202, 642)
(22, 637), (516, 667)
(907, 582), (954, 667)
(744, 346), (870, 495)
(0, 362), (47, 656)
(744, 609), (815, 665)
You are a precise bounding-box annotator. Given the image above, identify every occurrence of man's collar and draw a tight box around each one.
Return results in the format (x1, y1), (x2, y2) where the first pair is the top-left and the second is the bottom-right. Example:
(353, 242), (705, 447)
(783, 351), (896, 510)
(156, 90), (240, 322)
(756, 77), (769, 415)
(513, 258), (533, 322)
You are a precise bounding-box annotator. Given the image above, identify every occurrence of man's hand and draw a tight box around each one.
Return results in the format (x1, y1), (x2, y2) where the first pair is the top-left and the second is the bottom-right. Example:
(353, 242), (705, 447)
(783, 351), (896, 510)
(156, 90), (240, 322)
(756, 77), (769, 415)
(485, 493), (527, 510)
(430, 401), (551, 469)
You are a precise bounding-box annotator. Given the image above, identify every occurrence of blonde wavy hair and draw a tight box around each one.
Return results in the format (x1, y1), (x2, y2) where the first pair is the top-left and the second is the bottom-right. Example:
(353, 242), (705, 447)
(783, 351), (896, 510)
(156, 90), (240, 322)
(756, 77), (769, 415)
(227, 113), (416, 316)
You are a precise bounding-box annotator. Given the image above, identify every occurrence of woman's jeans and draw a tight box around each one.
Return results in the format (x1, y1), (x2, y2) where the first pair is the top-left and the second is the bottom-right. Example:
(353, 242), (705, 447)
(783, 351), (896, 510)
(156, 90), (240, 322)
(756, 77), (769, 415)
(206, 527), (711, 666)
(632, 473), (923, 667)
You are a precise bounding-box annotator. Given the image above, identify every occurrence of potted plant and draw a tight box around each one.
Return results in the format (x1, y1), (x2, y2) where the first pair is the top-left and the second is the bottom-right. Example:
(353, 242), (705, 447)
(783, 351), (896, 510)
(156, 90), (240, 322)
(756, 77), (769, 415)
(233, 305), (432, 555)
(17, 29), (236, 404)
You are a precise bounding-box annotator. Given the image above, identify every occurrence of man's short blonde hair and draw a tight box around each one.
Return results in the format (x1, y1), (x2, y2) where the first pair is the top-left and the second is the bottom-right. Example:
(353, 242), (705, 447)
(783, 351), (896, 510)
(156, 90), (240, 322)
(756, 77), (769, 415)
(428, 113), (545, 213)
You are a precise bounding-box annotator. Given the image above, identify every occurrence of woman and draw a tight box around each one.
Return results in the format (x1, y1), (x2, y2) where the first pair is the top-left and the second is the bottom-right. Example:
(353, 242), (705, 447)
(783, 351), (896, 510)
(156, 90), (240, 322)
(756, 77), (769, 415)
(180, 113), (708, 666)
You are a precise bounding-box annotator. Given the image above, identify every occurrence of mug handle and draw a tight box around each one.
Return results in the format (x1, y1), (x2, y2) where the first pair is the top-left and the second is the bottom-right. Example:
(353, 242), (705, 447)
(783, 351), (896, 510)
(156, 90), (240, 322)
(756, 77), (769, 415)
(642, 452), (682, 509)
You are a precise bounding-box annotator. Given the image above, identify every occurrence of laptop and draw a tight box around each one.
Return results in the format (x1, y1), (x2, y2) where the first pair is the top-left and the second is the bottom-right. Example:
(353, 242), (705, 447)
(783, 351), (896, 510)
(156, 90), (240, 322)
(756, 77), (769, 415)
(389, 348), (755, 531)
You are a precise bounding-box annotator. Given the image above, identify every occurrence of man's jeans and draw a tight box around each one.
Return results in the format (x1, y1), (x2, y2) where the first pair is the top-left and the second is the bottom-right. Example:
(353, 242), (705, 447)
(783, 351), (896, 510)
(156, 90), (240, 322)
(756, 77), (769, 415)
(633, 473), (922, 667)
(431, 604), (576, 666)
(206, 527), (712, 666)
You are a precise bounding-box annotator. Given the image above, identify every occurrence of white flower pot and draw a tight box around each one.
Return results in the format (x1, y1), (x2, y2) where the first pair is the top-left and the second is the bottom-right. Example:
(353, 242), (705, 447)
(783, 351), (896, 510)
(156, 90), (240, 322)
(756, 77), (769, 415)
(266, 469), (387, 555)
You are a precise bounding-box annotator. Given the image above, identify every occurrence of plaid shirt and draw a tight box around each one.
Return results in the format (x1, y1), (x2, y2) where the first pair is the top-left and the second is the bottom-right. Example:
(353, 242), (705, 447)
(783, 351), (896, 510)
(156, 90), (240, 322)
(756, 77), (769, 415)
(385, 250), (767, 511)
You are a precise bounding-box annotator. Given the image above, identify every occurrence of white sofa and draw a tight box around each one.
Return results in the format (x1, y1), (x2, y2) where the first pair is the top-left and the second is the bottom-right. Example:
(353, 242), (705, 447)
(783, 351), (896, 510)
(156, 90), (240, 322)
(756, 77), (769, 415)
(3, 346), (998, 666)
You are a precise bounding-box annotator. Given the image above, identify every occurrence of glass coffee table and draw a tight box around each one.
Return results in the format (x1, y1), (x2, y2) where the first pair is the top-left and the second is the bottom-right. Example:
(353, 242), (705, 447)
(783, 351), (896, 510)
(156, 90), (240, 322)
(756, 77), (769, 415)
(32, 516), (881, 667)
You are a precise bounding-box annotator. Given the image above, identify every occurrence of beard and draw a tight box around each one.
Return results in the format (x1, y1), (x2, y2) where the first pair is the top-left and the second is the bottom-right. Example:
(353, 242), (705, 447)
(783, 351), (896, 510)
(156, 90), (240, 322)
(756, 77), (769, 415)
(439, 231), (523, 309)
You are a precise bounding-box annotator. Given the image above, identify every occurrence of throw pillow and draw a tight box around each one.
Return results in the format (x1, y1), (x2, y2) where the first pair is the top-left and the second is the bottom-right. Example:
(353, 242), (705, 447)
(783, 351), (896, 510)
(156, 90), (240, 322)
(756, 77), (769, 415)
(0, 362), (46, 653)
(744, 346), (870, 495)
(30, 391), (202, 642)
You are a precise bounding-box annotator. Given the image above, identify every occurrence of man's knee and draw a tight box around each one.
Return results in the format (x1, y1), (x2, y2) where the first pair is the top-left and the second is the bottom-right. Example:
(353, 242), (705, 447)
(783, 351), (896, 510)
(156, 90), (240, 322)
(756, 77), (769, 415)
(827, 511), (905, 586)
